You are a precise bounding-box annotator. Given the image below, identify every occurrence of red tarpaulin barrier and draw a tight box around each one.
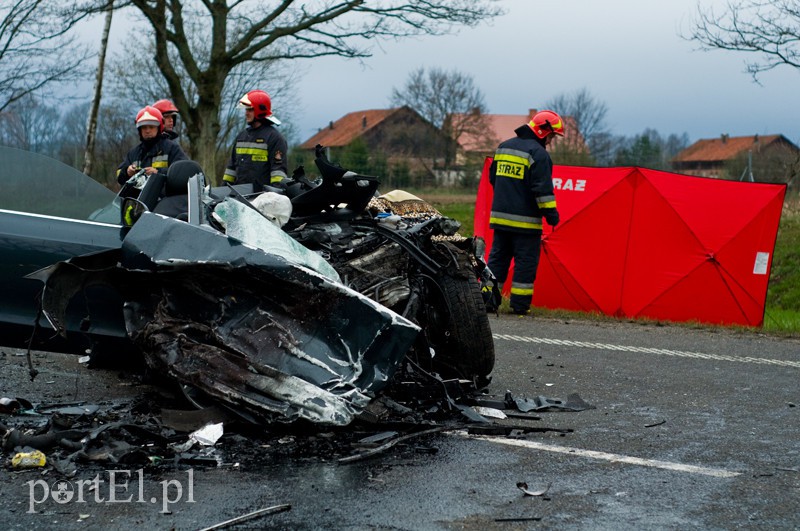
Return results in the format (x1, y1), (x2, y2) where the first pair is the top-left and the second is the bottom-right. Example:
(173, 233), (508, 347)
(474, 159), (786, 326)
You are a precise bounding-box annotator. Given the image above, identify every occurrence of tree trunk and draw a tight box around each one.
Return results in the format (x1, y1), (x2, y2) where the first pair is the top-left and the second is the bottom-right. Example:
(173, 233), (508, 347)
(83, 1), (114, 177)
(186, 101), (224, 186)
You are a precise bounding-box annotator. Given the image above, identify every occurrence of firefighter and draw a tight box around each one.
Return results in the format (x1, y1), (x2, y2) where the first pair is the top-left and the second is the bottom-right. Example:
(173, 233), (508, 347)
(223, 89), (288, 190)
(116, 105), (188, 185)
(486, 110), (563, 315)
(152, 99), (180, 140)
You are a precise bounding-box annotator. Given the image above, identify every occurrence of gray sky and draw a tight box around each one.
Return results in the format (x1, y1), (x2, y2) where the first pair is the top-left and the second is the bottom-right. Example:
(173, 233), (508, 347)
(92, 0), (798, 146)
(294, 0), (799, 145)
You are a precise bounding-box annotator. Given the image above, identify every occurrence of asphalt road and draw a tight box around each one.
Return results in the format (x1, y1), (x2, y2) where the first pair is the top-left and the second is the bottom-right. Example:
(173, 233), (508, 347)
(2, 315), (799, 530)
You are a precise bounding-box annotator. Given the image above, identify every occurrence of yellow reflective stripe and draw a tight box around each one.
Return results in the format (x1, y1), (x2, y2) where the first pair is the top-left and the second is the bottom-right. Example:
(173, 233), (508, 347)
(151, 154), (169, 169)
(123, 204), (135, 226)
(489, 216), (543, 230)
(494, 153), (529, 180)
(223, 175), (235, 183)
(494, 153), (530, 166)
(538, 200), (557, 209)
(270, 175), (285, 184)
(510, 286), (533, 296)
(237, 145), (268, 162)
(235, 147), (269, 156)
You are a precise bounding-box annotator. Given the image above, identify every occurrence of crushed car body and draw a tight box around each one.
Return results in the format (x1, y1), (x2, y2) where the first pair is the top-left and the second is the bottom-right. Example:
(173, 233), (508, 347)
(2, 146), (495, 426)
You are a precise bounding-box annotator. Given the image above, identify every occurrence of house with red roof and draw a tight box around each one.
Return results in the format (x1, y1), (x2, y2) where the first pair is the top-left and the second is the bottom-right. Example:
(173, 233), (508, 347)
(298, 106), (451, 185)
(451, 109), (588, 163)
(298, 106), (590, 186)
(672, 134), (799, 182)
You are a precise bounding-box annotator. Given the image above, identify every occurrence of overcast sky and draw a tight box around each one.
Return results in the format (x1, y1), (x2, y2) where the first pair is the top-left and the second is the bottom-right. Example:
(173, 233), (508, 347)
(293, 0), (799, 146)
(94, 0), (798, 146)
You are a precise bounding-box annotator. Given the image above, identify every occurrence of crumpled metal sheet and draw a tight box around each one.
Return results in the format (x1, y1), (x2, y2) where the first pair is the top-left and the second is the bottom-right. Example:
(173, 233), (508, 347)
(510, 392), (595, 412)
(35, 212), (420, 426)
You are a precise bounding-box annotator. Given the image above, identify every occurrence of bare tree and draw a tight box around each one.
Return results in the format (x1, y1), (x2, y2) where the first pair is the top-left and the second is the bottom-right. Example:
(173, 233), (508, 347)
(688, 0), (800, 81)
(105, 29), (301, 179)
(70, 0), (503, 181)
(545, 87), (609, 159)
(390, 67), (490, 169)
(0, 94), (64, 153)
(0, 0), (92, 113)
(83, 1), (115, 176)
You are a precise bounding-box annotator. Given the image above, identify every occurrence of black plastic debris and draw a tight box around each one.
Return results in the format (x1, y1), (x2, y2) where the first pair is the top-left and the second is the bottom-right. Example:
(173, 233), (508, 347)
(467, 425), (572, 436)
(508, 392), (595, 412)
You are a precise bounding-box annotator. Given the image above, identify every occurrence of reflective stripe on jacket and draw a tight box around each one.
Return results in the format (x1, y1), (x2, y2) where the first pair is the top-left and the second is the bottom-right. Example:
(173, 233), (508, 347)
(116, 137), (187, 184)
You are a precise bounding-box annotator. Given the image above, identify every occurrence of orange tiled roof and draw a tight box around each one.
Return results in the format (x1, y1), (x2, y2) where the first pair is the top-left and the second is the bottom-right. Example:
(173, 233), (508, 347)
(672, 134), (784, 163)
(299, 108), (404, 149)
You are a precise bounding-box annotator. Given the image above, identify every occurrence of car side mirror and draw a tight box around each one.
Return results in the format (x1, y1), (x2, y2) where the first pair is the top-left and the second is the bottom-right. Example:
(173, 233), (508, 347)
(121, 197), (148, 227)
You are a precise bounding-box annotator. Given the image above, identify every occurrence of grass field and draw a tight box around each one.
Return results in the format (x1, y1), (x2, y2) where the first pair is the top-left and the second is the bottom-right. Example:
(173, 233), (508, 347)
(416, 189), (800, 337)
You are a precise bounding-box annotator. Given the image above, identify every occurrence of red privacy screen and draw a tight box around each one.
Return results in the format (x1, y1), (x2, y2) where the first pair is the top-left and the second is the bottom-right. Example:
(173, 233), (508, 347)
(475, 159), (786, 327)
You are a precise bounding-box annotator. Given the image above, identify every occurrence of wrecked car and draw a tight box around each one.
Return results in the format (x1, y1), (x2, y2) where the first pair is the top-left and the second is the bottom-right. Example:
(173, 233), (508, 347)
(0, 145), (495, 426)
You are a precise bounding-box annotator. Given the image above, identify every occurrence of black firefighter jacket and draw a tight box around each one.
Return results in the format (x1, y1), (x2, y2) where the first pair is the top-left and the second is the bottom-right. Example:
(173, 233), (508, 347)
(223, 122), (288, 188)
(116, 137), (187, 185)
(489, 125), (558, 233)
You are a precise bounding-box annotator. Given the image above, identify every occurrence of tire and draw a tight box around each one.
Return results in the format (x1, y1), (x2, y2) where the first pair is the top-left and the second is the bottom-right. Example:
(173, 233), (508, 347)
(421, 273), (495, 386)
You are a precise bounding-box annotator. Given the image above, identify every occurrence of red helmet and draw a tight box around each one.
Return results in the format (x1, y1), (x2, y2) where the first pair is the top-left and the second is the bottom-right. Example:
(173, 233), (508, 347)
(152, 99), (179, 117)
(528, 110), (565, 139)
(135, 106), (164, 133)
(238, 90), (280, 124)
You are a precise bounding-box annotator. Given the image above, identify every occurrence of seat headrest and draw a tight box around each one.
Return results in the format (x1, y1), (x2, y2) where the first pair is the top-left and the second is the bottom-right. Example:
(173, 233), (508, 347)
(165, 160), (204, 196)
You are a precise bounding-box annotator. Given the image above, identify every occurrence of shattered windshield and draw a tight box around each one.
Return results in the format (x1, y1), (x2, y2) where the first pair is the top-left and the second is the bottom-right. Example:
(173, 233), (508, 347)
(0, 146), (116, 220)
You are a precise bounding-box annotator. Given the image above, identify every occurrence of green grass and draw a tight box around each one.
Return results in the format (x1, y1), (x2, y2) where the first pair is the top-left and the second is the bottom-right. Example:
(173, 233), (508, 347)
(762, 197), (800, 334)
(415, 189), (800, 336)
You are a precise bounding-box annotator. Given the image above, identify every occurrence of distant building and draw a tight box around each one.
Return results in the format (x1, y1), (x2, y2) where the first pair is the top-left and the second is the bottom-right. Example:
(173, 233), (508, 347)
(672, 134), (800, 181)
(298, 107), (590, 187)
(298, 106), (451, 185)
(450, 109), (588, 163)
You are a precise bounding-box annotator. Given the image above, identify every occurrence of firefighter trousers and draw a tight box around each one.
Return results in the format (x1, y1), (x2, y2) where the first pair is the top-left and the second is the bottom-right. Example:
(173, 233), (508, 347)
(487, 230), (542, 313)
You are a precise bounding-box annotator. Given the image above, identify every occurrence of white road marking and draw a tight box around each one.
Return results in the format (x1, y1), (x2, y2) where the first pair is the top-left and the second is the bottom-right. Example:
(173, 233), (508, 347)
(457, 433), (741, 478)
(493, 334), (800, 368)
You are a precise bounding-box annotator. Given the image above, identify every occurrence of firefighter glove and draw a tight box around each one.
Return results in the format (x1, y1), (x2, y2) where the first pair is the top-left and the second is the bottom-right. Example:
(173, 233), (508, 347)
(545, 210), (560, 227)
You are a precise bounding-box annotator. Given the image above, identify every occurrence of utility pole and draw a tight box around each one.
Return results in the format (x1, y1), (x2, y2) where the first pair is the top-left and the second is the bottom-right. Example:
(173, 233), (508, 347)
(739, 150), (754, 182)
(82, 0), (114, 177)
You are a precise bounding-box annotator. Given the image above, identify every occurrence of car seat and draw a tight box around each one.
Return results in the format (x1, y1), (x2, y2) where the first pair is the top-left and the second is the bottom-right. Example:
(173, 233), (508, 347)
(153, 160), (204, 220)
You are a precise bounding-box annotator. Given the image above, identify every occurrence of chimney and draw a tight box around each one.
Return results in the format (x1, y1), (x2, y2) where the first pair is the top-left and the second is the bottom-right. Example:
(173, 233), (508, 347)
(362, 115), (367, 129)
(753, 134), (759, 143)
(721, 134), (728, 143)
(329, 121), (334, 130)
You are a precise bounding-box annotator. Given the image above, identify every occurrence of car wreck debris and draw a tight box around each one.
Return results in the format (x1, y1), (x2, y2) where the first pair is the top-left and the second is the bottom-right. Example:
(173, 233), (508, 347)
(516, 481), (552, 497)
(11, 449), (47, 468)
(14, 146), (498, 428)
(198, 504), (292, 531)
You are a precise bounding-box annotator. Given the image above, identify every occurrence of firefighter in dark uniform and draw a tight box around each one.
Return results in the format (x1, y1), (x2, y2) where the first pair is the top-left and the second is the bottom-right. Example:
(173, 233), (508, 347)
(152, 99), (181, 140)
(223, 90), (288, 190)
(116, 105), (187, 185)
(487, 110), (564, 315)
